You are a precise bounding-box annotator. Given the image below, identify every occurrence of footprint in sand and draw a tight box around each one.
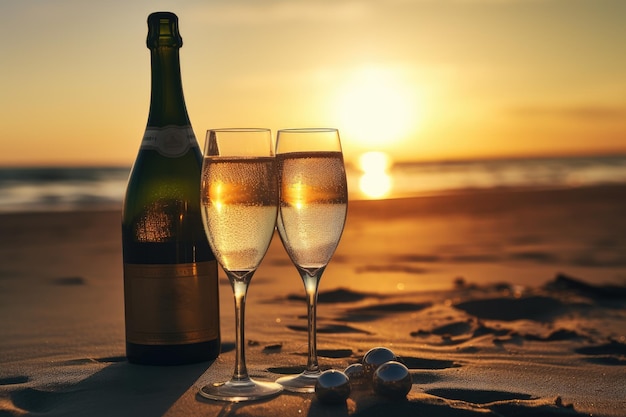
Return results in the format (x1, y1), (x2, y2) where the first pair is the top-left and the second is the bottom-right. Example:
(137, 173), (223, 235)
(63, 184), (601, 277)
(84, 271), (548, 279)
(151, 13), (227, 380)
(286, 323), (372, 334)
(0, 375), (29, 385)
(428, 320), (473, 337)
(454, 296), (566, 322)
(261, 343), (283, 353)
(524, 329), (586, 342)
(425, 389), (587, 417)
(267, 365), (307, 375)
(401, 356), (459, 370)
(317, 348), (353, 358)
(426, 388), (535, 404)
(410, 319), (493, 343)
(342, 302), (432, 323)
(575, 341), (626, 366)
(340, 391), (585, 416)
(287, 288), (374, 303)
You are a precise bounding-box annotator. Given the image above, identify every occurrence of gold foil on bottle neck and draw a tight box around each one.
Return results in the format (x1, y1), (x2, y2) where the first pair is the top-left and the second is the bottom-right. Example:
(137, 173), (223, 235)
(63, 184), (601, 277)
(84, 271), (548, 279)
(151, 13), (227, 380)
(147, 11), (183, 48)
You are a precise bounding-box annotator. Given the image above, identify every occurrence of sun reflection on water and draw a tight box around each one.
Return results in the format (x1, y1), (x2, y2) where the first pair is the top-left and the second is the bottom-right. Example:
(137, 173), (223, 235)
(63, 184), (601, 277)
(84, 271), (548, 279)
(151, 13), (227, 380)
(358, 151), (393, 199)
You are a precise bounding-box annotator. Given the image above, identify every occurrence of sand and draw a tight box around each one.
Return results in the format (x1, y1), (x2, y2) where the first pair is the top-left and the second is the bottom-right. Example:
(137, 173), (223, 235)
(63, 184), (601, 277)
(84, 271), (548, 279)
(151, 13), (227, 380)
(1, 185), (625, 416)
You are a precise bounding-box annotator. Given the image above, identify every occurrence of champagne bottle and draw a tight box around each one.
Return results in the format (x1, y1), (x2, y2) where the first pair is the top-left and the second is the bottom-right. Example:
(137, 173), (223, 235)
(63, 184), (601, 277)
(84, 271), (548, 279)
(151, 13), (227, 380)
(122, 11), (220, 365)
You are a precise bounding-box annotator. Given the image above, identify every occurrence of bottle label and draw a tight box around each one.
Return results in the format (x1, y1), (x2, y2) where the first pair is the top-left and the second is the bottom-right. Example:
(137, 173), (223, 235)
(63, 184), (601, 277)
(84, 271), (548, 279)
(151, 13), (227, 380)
(124, 261), (219, 345)
(140, 125), (198, 158)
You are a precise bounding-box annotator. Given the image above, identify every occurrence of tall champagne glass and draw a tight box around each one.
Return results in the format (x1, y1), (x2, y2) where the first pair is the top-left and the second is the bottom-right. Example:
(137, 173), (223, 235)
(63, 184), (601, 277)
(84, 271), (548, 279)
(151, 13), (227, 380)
(274, 128), (348, 392)
(198, 128), (282, 401)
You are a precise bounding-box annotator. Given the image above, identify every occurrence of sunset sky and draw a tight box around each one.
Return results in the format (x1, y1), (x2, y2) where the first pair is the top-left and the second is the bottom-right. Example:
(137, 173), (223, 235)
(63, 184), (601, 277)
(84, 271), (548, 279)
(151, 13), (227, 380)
(1, 0), (625, 166)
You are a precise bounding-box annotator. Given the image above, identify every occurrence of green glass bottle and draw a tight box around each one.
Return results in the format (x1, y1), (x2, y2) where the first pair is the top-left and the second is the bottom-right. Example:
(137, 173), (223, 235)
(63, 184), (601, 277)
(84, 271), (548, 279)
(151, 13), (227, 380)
(122, 11), (220, 365)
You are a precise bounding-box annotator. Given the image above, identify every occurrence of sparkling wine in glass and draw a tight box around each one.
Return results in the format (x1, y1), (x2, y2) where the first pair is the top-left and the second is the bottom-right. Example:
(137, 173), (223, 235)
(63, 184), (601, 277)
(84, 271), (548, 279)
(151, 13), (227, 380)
(198, 128), (282, 401)
(274, 128), (348, 392)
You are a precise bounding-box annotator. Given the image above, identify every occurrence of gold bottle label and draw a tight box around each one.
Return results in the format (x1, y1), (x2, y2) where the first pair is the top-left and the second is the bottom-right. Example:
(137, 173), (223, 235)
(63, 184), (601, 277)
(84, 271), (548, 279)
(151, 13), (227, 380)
(124, 261), (219, 345)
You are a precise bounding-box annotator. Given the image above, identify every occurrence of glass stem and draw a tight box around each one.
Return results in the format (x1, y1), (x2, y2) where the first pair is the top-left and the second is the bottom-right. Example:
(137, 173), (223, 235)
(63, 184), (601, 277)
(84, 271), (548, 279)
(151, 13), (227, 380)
(301, 271), (322, 374)
(231, 278), (250, 381)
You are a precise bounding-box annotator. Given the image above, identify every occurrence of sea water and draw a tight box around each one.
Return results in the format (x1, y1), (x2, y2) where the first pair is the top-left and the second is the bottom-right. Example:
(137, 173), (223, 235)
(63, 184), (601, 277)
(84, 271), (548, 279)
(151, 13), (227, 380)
(1, 154), (625, 213)
(0, 167), (129, 213)
(348, 154), (626, 200)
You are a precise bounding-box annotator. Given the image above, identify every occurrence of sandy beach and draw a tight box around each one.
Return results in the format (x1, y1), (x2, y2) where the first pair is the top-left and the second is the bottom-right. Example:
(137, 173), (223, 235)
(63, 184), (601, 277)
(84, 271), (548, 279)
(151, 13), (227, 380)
(1, 185), (625, 416)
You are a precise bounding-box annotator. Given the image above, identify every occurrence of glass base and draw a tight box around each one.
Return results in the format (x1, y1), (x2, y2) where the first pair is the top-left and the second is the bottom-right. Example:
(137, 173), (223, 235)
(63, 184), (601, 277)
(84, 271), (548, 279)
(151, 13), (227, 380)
(198, 378), (283, 402)
(275, 370), (322, 393)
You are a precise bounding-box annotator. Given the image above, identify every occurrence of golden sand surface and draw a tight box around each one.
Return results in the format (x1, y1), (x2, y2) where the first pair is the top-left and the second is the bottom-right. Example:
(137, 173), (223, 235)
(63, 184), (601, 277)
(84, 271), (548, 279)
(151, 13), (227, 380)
(1, 185), (625, 416)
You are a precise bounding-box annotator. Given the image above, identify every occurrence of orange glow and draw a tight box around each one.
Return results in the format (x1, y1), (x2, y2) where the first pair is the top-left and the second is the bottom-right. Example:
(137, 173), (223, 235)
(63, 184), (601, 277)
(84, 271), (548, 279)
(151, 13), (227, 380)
(2, 3), (625, 166)
(358, 151), (393, 199)
(284, 181), (306, 210)
(210, 181), (225, 212)
(283, 180), (342, 207)
(358, 151), (392, 172)
(359, 172), (392, 199)
(335, 66), (420, 151)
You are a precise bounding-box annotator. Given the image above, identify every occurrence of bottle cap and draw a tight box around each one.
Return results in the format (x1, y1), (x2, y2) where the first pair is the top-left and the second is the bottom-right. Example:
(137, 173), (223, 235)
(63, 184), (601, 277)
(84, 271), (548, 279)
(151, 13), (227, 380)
(147, 12), (183, 48)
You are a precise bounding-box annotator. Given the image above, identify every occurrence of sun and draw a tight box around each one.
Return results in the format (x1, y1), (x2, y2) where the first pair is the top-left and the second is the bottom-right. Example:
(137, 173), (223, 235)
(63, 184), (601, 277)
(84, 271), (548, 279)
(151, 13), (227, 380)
(335, 66), (418, 150)
(357, 151), (393, 199)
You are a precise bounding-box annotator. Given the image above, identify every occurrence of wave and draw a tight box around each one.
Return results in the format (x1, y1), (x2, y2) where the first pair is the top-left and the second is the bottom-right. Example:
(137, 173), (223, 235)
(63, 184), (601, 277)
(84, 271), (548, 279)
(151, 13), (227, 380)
(0, 167), (129, 213)
(1, 154), (626, 212)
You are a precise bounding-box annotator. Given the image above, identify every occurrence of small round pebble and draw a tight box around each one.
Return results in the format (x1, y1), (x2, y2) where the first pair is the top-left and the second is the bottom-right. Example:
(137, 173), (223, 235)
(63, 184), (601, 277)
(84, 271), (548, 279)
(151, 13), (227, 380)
(344, 363), (367, 385)
(362, 347), (398, 377)
(315, 370), (351, 404)
(372, 361), (412, 399)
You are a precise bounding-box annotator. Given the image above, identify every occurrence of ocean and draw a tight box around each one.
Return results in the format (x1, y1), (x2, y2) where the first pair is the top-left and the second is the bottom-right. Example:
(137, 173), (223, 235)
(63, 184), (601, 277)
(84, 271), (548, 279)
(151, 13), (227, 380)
(1, 154), (625, 213)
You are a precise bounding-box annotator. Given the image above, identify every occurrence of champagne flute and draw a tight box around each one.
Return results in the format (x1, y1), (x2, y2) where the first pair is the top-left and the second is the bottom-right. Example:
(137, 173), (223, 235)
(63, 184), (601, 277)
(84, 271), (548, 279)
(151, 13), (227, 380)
(198, 128), (283, 401)
(274, 128), (348, 392)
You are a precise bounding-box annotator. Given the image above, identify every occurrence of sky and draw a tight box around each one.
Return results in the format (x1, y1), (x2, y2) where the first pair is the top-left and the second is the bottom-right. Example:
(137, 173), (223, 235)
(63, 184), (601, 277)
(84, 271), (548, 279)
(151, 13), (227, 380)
(1, 0), (625, 167)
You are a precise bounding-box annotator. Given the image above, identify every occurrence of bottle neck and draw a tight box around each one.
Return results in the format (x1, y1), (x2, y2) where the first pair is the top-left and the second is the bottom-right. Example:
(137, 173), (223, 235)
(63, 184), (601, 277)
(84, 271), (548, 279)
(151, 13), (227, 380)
(147, 46), (191, 127)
